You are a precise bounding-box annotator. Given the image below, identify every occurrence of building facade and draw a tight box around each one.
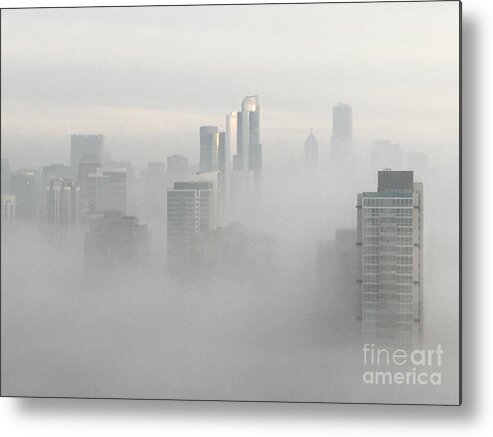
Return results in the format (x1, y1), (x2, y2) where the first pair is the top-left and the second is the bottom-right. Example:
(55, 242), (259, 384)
(166, 180), (217, 269)
(357, 170), (423, 346)
(235, 95), (262, 181)
(1, 195), (16, 224)
(87, 168), (127, 214)
(46, 178), (80, 225)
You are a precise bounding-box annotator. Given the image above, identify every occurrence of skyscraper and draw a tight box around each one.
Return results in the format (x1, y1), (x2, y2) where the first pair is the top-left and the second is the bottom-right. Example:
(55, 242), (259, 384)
(46, 178), (80, 225)
(199, 126), (219, 173)
(304, 130), (318, 165)
(77, 160), (103, 215)
(331, 103), (352, 145)
(218, 131), (228, 204)
(226, 112), (238, 158)
(166, 180), (217, 269)
(11, 169), (39, 221)
(356, 170), (423, 346)
(236, 95), (261, 181)
(42, 164), (73, 190)
(87, 168), (127, 214)
(70, 134), (105, 172)
(329, 103), (353, 172)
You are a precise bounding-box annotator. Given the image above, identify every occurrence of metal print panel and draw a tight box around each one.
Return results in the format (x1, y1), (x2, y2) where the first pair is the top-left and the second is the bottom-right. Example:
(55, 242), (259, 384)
(0, 1), (461, 405)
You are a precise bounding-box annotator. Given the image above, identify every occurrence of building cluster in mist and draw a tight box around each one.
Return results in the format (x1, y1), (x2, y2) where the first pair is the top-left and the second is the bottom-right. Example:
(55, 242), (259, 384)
(1, 97), (429, 347)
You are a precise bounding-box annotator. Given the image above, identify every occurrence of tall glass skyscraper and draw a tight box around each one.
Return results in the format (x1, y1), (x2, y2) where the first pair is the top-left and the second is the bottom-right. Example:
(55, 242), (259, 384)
(236, 95), (261, 181)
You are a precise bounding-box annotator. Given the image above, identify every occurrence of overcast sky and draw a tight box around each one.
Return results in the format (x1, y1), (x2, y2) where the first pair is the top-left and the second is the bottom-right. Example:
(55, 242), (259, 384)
(1, 1), (459, 167)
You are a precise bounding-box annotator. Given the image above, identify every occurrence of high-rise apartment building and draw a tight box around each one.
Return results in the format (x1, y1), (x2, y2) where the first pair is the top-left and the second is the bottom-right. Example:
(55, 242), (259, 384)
(356, 170), (423, 346)
(166, 180), (217, 269)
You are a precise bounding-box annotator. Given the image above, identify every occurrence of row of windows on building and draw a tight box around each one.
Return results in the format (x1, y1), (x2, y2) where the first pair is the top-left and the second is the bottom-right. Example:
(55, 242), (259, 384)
(363, 226), (414, 235)
(362, 198), (413, 207)
(363, 264), (413, 274)
(363, 236), (414, 245)
(363, 273), (414, 282)
(363, 217), (413, 227)
(363, 255), (414, 264)
(363, 246), (413, 255)
(362, 302), (414, 313)
(362, 312), (414, 322)
(363, 292), (414, 302)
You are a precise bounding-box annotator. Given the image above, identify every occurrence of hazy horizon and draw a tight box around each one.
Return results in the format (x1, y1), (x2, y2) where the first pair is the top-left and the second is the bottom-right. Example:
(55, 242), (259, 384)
(1, 2), (459, 169)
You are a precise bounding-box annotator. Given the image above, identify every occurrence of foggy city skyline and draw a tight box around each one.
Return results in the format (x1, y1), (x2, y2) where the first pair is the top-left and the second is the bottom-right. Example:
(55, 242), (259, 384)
(1, 2), (459, 169)
(1, 2), (460, 405)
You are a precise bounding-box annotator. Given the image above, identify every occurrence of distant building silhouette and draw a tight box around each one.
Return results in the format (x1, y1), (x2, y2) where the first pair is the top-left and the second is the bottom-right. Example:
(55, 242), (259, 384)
(77, 160), (102, 215)
(70, 134), (105, 172)
(200, 126), (219, 173)
(167, 155), (189, 186)
(236, 95), (261, 181)
(223, 112), (237, 204)
(304, 130), (318, 165)
(370, 140), (402, 173)
(11, 169), (39, 221)
(143, 161), (166, 184)
(329, 103), (353, 174)
(84, 210), (149, 271)
(1, 195), (16, 224)
(357, 170), (423, 346)
(195, 221), (277, 279)
(1, 159), (12, 194)
(42, 164), (73, 190)
(406, 152), (428, 182)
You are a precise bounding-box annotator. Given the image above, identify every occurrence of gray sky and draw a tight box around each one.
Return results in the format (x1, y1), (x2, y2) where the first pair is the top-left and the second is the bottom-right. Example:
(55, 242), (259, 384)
(1, 2), (459, 166)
